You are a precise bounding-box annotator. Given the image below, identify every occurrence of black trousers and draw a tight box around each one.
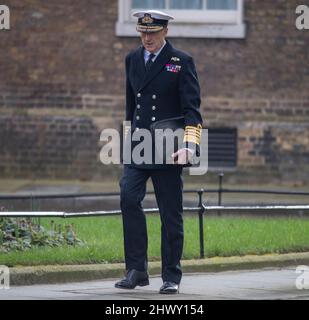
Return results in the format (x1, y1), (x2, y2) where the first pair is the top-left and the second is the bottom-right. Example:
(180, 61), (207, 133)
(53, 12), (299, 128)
(119, 165), (184, 284)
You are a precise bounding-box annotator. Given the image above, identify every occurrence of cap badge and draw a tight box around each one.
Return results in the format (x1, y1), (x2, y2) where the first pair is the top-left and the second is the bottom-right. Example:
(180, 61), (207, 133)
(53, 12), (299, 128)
(142, 14), (154, 24)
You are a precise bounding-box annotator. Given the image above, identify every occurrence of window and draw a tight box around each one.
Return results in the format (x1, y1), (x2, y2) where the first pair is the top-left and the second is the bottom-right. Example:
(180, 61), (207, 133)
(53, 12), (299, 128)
(117, 0), (246, 38)
(132, 0), (237, 10)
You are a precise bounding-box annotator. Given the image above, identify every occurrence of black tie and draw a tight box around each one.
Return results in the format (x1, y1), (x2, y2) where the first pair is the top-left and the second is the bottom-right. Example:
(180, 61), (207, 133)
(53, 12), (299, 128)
(145, 53), (155, 72)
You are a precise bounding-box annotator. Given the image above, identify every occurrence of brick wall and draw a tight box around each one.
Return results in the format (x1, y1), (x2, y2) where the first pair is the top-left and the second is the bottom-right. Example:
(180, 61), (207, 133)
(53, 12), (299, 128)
(0, 0), (308, 184)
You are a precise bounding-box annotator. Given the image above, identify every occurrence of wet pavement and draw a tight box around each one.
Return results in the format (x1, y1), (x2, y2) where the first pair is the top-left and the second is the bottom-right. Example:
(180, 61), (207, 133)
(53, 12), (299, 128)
(1, 267), (309, 300)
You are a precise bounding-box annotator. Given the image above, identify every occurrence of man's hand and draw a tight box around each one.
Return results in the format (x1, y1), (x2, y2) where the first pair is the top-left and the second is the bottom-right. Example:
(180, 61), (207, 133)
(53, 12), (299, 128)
(171, 148), (194, 165)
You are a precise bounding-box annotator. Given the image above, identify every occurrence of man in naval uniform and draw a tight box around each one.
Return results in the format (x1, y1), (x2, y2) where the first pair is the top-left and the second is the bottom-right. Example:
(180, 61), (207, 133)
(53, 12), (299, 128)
(115, 10), (203, 294)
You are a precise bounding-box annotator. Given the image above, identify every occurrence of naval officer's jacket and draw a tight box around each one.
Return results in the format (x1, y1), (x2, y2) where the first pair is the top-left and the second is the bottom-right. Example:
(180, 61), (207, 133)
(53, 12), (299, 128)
(124, 40), (203, 169)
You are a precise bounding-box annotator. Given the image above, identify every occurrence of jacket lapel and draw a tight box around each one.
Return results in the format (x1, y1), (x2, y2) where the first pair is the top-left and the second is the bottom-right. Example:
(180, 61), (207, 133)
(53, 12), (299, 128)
(139, 41), (173, 91)
(132, 46), (146, 91)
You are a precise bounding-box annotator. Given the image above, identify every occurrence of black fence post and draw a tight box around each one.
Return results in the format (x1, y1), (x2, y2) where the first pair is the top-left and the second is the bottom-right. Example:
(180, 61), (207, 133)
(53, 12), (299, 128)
(30, 194), (35, 225)
(197, 189), (205, 259)
(218, 173), (224, 216)
(218, 173), (224, 206)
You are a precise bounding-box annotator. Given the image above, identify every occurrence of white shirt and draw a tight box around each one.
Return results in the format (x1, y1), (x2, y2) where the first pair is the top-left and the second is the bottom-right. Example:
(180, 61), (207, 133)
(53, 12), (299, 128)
(144, 40), (166, 64)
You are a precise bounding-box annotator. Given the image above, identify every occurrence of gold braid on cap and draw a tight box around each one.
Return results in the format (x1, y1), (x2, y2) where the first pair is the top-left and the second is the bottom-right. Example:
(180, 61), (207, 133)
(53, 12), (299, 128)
(136, 25), (164, 33)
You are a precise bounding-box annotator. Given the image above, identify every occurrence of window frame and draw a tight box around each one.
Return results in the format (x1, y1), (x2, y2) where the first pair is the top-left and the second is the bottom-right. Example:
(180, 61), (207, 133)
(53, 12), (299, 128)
(116, 0), (246, 39)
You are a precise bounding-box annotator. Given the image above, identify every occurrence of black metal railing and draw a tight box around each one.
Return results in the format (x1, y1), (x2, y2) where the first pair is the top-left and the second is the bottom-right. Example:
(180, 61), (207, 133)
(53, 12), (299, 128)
(1, 173), (309, 259)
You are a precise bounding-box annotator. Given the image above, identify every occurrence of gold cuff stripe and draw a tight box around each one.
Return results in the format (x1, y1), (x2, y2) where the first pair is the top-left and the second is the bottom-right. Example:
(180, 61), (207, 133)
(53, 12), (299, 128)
(185, 129), (201, 133)
(185, 127), (201, 132)
(185, 125), (202, 129)
(184, 134), (201, 141)
(184, 131), (201, 137)
(185, 135), (201, 141)
(184, 134), (201, 139)
(183, 136), (201, 144)
(185, 130), (201, 136)
(185, 126), (202, 133)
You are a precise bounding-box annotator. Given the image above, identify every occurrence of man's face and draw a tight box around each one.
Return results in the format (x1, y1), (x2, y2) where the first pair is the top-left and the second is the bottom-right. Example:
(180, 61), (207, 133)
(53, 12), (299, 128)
(140, 28), (168, 53)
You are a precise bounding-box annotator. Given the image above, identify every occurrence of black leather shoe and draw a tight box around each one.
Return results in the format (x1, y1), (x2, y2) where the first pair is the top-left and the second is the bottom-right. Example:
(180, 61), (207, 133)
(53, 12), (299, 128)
(115, 269), (149, 289)
(159, 281), (179, 294)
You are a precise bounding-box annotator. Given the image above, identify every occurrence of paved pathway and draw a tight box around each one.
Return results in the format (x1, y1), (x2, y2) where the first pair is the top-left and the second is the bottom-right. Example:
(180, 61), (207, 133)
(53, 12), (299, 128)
(1, 267), (308, 300)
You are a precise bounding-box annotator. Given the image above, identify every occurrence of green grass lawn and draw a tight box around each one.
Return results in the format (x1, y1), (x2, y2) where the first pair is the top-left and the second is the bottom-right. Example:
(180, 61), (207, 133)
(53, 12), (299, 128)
(1, 215), (309, 267)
